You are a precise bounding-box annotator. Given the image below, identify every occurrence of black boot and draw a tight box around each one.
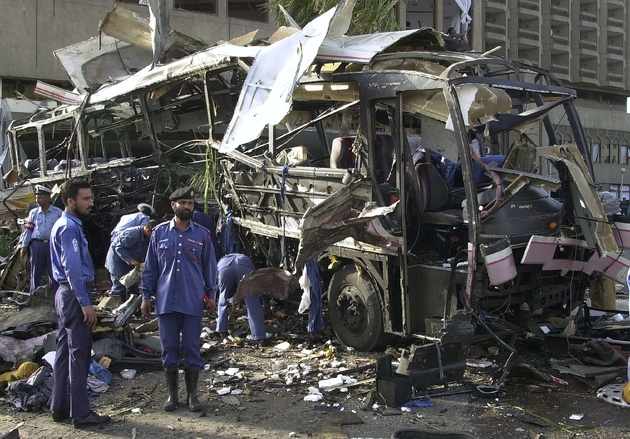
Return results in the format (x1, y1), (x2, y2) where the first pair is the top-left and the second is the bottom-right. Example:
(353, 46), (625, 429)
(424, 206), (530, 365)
(185, 366), (203, 412)
(164, 367), (179, 411)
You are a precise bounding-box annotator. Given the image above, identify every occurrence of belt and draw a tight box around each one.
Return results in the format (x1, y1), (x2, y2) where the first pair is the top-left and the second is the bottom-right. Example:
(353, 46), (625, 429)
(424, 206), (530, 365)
(32, 238), (49, 243)
(60, 282), (95, 290)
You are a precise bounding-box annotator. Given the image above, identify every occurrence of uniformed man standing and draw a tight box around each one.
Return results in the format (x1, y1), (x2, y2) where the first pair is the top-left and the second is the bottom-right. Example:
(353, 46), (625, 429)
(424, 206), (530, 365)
(49, 178), (110, 428)
(140, 186), (217, 412)
(20, 185), (62, 294)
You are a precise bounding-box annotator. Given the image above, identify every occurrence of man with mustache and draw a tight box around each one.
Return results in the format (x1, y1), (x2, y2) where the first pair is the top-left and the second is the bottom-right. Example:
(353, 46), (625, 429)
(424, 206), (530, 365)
(141, 186), (217, 412)
(49, 178), (110, 428)
(20, 185), (63, 294)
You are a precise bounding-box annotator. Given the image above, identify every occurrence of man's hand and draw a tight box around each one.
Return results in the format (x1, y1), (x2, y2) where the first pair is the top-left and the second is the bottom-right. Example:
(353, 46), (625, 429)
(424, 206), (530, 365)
(20, 248), (28, 260)
(140, 299), (152, 317)
(205, 298), (215, 313)
(81, 305), (97, 327)
(130, 260), (141, 267)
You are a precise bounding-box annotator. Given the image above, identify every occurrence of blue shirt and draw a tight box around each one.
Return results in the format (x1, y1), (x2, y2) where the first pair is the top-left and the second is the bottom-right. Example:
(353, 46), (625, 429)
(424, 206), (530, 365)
(111, 212), (150, 239)
(105, 225), (150, 277)
(50, 211), (95, 307)
(218, 253), (255, 273)
(141, 219), (217, 317)
(192, 210), (220, 261)
(21, 205), (63, 247)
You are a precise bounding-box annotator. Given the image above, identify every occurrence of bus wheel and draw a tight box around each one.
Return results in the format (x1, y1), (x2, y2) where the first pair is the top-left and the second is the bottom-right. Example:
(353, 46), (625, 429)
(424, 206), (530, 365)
(328, 264), (390, 351)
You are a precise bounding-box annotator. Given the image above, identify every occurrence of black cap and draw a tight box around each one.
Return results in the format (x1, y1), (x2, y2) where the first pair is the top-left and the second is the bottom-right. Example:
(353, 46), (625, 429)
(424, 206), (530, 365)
(169, 186), (195, 201)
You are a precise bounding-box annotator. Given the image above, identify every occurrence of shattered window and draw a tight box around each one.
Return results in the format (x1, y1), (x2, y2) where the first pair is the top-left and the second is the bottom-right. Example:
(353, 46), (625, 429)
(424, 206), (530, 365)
(227, 0), (268, 22)
(174, 0), (217, 14)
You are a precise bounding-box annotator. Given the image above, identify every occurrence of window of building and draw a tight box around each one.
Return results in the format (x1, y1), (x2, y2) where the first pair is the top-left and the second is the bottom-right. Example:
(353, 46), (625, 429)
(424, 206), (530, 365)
(591, 143), (600, 163)
(228, 0), (268, 23)
(620, 144), (628, 165)
(602, 143), (611, 163)
(611, 142), (620, 164)
(174, 0), (217, 14)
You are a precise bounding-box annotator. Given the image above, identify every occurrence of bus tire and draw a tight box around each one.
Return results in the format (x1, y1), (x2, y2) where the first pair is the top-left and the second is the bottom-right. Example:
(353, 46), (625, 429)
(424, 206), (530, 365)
(328, 264), (390, 351)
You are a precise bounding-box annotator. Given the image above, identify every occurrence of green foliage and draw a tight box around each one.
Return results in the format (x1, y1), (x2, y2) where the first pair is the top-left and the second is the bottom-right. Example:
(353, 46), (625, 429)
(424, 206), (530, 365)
(265, 0), (402, 35)
(188, 145), (219, 214)
(0, 228), (19, 258)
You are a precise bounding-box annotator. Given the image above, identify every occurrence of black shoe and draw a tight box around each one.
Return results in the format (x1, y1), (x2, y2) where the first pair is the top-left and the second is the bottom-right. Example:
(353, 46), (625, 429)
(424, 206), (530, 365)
(52, 409), (69, 423)
(307, 332), (326, 346)
(245, 337), (271, 348)
(72, 411), (111, 429)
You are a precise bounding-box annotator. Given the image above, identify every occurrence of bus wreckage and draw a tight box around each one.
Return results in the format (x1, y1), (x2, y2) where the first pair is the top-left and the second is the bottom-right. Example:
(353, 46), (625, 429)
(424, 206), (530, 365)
(2, 0), (629, 389)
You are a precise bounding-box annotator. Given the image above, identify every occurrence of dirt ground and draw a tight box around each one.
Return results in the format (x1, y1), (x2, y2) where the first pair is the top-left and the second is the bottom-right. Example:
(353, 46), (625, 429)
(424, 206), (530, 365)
(2, 295), (630, 439)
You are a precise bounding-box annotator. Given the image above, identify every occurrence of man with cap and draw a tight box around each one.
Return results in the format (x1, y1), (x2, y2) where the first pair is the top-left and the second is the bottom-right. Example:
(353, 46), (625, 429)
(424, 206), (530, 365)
(105, 220), (159, 301)
(140, 186), (217, 412)
(20, 185), (63, 294)
(110, 203), (155, 241)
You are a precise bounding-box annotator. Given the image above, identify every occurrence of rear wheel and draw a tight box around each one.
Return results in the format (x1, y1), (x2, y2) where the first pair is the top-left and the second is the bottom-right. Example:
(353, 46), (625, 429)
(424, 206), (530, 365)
(328, 264), (390, 351)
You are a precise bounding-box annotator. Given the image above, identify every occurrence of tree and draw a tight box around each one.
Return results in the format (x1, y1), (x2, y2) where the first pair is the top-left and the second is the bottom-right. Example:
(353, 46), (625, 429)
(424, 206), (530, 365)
(265, 0), (402, 35)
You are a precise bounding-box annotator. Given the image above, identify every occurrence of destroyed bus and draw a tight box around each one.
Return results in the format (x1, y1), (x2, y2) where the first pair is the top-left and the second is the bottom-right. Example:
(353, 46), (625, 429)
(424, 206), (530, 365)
(1, 2), (628, 356)
(214, 29), (630, 353)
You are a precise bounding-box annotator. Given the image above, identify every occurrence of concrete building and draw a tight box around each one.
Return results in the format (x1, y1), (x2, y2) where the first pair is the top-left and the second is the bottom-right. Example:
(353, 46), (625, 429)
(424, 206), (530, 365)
(403, 0), (630, 200)
(2, 0), (630, 197)
(0, 0), (277, 117)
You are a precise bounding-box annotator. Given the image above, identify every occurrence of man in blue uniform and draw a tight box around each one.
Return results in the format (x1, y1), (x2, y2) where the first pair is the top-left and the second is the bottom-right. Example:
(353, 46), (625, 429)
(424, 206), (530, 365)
(216, 253), (268, 346)
(20, 185), (62, 294)
(105, 220), (158, 301)
(140, 186), (217, 412)
(49, 178), (110, 428)
(110, 203), (154, 241)
(192, 208), (220, 262)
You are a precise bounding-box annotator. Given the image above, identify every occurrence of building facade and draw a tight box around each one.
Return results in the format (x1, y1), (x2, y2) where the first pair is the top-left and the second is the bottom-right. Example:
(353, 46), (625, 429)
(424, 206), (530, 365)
(0, 0), (277, 117)
(403, 0), (630, 199)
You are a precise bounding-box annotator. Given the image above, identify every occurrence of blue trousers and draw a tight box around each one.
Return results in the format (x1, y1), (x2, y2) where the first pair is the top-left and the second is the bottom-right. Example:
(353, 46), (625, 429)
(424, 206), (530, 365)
(216, 262), (266, 340)
(158, 312), (203, 368)
(306, 258), (324, 333)
(49, 284), (93, 418)
(30, 239), (58, 294)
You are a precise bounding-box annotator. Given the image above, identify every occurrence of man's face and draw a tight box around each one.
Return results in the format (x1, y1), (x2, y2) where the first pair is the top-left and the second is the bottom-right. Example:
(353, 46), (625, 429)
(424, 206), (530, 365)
(172, 199), (194, 221)
(35, 194), (51, 208)
(143, 227), (153, 239)
(69, 188), (94, 219)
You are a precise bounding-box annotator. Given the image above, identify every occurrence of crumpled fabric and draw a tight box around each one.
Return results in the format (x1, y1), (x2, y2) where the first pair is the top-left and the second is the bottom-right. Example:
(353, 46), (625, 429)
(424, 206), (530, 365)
(6, 367), (53, 412)
(0, 361), (39, 385)
(298, 267), (311, 314)
(89, 359), (113, 385)
(87, 375), (109, 394)
(402, 396), (434, 408)
(0, 333), (51, 363)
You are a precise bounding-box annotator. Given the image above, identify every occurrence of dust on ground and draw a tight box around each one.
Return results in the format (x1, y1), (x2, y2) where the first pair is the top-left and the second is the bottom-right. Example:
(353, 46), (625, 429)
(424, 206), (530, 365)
(1, 295), (630, 439)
